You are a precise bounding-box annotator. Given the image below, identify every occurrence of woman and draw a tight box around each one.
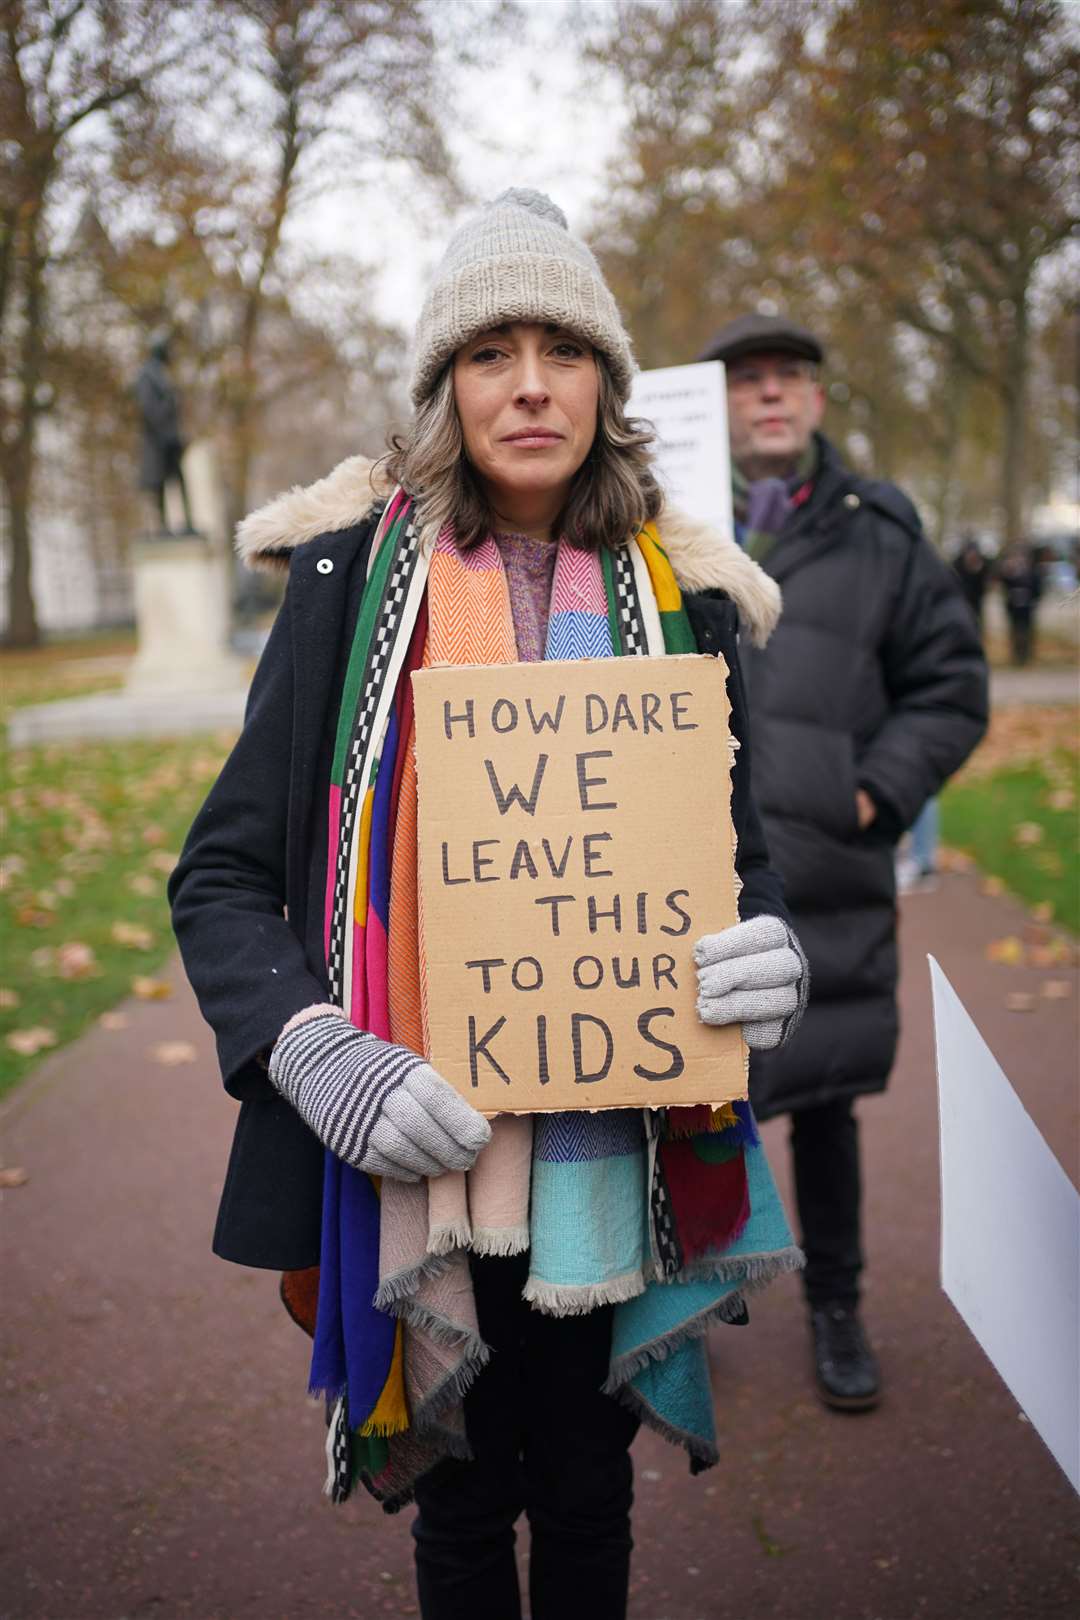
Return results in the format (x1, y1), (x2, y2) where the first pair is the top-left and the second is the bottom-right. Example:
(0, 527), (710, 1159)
(171, 190), (806, 1620)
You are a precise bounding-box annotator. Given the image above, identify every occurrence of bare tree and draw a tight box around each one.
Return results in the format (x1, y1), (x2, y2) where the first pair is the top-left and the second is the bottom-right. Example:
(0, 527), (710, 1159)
(0, 0), (214, 645)
(588, 0), (1078, 541)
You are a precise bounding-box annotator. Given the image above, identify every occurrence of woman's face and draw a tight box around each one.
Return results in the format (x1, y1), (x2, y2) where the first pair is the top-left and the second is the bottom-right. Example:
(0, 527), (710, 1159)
(452, 322), (600, 529)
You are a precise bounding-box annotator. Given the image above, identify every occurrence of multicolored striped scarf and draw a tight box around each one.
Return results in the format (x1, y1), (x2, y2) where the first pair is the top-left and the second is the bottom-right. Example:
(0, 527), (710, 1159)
(304, 490), (801, 1506)
(731, 440), (818, 563)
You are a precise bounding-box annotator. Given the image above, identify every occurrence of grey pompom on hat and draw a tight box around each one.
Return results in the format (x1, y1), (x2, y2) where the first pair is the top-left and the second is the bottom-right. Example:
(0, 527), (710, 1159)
(409, 187), (636, 408)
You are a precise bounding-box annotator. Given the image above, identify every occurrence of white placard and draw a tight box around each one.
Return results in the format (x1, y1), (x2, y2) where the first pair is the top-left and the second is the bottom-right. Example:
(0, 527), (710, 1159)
(628, 361), (733, 539)
(930, 956), (1079, 1493)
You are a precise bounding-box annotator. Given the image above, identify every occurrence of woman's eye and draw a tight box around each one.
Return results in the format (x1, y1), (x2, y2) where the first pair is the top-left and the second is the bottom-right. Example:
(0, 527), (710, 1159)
(552, 342), (585, 359)
(470, 346), (505, 364)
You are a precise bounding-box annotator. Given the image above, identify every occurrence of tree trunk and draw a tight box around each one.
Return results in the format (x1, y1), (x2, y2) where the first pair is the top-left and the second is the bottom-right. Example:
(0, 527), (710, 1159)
(1000, 292), (1029, 547)
(928, 363), (965, 553)
(3, 198), (47, 648)
(2, 467), (40, 647)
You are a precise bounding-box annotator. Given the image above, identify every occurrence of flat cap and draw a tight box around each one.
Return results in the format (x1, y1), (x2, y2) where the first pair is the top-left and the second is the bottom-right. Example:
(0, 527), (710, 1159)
(697, 313), (823, 366)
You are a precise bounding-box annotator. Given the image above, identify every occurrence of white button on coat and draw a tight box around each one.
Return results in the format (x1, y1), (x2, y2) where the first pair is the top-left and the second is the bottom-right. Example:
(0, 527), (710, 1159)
(316, 557), (334, 574)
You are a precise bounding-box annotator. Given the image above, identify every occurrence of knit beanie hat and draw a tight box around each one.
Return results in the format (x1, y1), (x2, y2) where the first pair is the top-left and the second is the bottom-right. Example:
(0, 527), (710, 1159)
(409, 187), (636, 408)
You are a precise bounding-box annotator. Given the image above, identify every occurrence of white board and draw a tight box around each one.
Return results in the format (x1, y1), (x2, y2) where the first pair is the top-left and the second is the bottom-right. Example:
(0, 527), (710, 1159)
(627, 361), (733, 540)
(930, 956), (1079, 1493)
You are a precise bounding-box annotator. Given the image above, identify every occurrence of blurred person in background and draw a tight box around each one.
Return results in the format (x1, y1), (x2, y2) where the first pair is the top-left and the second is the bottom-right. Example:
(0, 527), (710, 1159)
(952, 533), (990, 635)
(998, 539), (1044, 665)
(171, 191), (809, 1620)
(697, 313), (989, 1412)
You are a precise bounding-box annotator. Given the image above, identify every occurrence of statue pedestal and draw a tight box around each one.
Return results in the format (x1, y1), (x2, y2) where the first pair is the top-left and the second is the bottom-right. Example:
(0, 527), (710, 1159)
(126, 534), (246, 695)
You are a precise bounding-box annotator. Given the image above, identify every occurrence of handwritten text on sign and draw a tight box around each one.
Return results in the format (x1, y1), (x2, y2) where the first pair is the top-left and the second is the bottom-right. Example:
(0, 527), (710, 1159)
(412, 655), (747, 1112)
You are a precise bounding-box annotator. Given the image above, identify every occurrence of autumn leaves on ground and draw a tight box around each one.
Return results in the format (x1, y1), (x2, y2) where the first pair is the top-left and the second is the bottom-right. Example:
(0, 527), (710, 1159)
(1, 637), (1077, 1097)
(0, 638), (235, 1096)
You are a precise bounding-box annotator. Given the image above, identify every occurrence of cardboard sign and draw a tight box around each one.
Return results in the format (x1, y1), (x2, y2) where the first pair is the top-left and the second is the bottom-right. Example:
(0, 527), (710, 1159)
(412, 655), (747, 1112)
(931, 958), (1079, 1494)
(626, 361), (733, 540)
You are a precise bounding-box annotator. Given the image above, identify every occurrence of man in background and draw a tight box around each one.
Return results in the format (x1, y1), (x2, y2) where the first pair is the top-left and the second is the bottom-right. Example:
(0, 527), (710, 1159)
(952, 533), (990, 635)
(697, 313), (988, 1410)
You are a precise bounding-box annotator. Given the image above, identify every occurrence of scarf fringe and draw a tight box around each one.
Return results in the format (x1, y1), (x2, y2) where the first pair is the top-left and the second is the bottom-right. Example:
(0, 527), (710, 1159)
(385, 1298), (484, 1352)
(372, 1251), (450, 1311)
(427, 1222), (472, 1256)
(421, 1418), (474, 1461)
(523, 1267), (646, 1317)
(602, 1289), (751, 1394)
(671, 1245), (805, 1289)
(411, 1344), (491, 1430)
(469, 1223), (531, 1258)
(611, 1381), (720, 1469)
(603, 1246), (804, 1394)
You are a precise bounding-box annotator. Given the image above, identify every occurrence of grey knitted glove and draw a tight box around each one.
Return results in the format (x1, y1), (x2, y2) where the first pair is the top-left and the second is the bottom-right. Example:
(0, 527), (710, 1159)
(268, 1006), (491, 1181)
(694, 915), (809, 1051)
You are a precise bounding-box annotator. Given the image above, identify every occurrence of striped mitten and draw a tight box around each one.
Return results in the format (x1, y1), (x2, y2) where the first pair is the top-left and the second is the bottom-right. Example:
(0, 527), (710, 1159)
(268, 1006), (491, 1181)
(694, 915), (809, 1051)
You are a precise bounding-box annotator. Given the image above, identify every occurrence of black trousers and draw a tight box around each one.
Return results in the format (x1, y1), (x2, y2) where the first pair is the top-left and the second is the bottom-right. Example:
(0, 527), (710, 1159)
(1007, 609), (1035, 666)
(412, 1251), (640, 1620)
(790, 1097), (863, 1308)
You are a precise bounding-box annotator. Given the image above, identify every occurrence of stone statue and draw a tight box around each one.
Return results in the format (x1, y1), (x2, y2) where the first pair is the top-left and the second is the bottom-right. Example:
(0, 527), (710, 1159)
(134, 331), (195, 534)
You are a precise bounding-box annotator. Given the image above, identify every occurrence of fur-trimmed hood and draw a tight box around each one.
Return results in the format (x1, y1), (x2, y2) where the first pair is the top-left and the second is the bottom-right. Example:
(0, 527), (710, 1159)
(236, 455), (781, 646)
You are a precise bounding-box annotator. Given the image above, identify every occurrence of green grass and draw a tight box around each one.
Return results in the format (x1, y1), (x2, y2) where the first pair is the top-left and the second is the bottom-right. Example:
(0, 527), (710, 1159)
(0, 731), (232, 1096)
(0, 631), (134, 723)
(940, 750), (1080, 933)
(1, 630), (238, 1095)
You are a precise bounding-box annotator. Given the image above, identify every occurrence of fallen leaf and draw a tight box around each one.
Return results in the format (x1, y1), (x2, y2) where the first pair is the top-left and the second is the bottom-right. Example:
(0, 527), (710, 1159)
(0, 988), (21, 1010)
(55, 940), (99, 979)
(5, 1026), (59, 1056)
(1012, 821), (1045, 847)
(145, 851), (179, 874)
(1046, 788), (1076, 812)
(979, 876), (1005, 897)
(938, 846), (974, 873)
(1028, 938), (1075, 968)
(142, 823), (167, 846)
(111, 921), (155, 950)
(131, 976), (172, 1001)
(0, 1167), (29, 1188)
(954, 707), (1079, 781)
(1030, 901), (1054, 923)
(149, 1040), (198, 1066)
(14, 904), (55, 929)
(127, 873), (158, 898)
(1004, 992), (1037, 1013)
(1041, 980), (1072, 1000)
(986, 936), (1025, 966)
(99, 1010), (129, 1030)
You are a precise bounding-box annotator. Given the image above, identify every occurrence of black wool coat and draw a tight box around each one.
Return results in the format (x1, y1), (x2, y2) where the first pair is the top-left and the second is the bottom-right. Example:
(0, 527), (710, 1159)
(170, 507), (789, 1272)
(743, 434), (988, 1120)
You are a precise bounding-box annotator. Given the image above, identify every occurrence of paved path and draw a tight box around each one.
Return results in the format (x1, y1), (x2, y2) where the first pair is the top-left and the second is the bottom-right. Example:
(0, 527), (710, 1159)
(2, 873), (1078, 1620)
(989, 665), (1077, 707)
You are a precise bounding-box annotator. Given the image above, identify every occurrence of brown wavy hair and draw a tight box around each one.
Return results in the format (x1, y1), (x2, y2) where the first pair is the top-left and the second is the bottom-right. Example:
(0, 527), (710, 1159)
(381, 352), (662, 550)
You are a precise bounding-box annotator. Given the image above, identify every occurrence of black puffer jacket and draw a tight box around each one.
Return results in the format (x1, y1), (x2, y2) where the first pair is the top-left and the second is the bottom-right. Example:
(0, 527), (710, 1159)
(743, 434), (988, 1119)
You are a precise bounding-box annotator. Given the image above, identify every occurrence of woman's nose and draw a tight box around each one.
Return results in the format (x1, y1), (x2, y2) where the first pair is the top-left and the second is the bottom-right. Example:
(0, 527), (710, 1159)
(513, 355), (550, 406)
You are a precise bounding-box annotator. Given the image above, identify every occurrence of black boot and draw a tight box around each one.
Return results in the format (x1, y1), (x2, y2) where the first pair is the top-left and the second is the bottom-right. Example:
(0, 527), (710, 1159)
(810, 1302), (881, 1411)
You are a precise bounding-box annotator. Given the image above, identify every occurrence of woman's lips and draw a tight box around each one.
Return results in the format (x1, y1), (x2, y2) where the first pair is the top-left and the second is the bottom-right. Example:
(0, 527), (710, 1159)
(501, 429), (564, 445)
